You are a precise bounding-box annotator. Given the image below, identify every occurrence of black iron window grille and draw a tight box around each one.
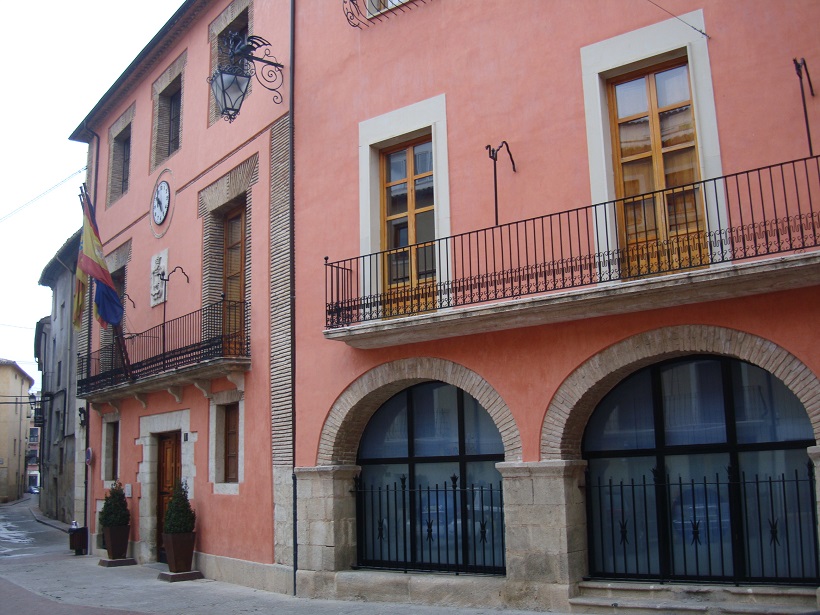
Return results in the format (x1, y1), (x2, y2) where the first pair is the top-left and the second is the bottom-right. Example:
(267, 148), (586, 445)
(586, 465), (819, 583)
(326, 155), (820, 328)
(77, 299), (249, 395)
(356, 381), (506, 574)
(583, 356), (819, 585)
(355, 474), (505, 574)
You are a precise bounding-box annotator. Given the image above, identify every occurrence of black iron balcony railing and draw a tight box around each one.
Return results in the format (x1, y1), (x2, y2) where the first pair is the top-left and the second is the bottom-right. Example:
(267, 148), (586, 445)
(355, 475), (505, 574)
(326, 156), (820, 328)
(78, 299), (250, 396)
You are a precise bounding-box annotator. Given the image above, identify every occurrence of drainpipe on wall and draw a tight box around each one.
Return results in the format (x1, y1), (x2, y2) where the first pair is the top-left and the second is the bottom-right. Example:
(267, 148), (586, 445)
(289, 0), (298, 597)
(83, 403), (89, 540)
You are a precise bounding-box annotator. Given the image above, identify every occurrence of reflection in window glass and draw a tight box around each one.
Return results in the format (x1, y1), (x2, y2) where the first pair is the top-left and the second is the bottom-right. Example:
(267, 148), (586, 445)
(662, 359), (725, 446)
(615, 78), (648, 118)
(584, 369), (654, 452)
(587, 456), (659, 576)
(359, 394), (408, 459)
(732, 361), (813, 444)
(414, 383), (459, 457)
(357, 381), (505, 573)
(388, 150), (407, 182)
(655, 65), (690, 108)
(414, 141), (432, 174)
(583, 356), (816, 583)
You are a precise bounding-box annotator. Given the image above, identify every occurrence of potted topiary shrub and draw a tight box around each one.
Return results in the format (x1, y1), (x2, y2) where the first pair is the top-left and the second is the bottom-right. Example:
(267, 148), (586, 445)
(162, 480), (197, 573)
(99, 480), (130, 559)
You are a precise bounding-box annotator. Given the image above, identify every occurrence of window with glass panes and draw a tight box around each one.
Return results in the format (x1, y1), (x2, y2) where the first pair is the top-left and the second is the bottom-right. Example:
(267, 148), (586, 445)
(223, 206), (246, 353)
(583, 356), (817, 584)
(356, 382), (505, 574)
(608, 61), (707, 275)
(224, 403), (239, 483)
(381, 138), (435, 286)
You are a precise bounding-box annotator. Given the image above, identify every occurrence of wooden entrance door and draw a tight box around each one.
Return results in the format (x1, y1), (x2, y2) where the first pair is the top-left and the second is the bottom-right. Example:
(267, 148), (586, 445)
(157, 431), (181, 561)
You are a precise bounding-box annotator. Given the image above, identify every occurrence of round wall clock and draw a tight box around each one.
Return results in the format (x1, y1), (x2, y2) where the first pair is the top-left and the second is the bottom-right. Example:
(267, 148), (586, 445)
(153, 180), (170, 224)
(150, 170), (174, 238)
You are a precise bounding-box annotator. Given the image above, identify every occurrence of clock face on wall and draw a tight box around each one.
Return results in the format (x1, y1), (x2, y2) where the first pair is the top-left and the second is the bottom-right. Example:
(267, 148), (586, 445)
(150, 171), (174, 238)
(153, 180), (170, 224)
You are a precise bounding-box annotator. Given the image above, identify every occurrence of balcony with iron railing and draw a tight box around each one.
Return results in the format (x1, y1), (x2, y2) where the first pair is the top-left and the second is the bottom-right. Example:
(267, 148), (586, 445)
(325, 156), (820, 348)
(77, 299), (250, 401)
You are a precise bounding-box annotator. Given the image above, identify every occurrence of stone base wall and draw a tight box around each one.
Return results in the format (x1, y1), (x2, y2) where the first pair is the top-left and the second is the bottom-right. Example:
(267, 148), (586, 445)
(273, 465), (294, 566)
(294, 465), (358, 572)
(195, 551), (292, 593)
(296, 569), (575, 612)
(293, 461), (587, 612)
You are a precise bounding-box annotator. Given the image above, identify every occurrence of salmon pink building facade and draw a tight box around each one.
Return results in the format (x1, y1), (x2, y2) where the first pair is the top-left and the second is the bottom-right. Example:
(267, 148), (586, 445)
(72, 0), (295, 591)
(293, 1), (820, 612)
(71, 0), (820, 613)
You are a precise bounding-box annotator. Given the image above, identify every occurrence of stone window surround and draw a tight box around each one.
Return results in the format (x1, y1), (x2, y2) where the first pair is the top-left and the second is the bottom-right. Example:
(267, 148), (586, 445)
(106, 103), (136, 206)
(135, 409), (196, 563)
(580, 9), (724, 258)
(317, 357), (521, 466)
(150, 51), (187, 172)
(314, 327), (820, 468)
(208, 0), (253, 126)
(358, 94), (451, 290)
(208, 383), (245, 495)
(198, 154), (258, 307)
(100, 411), (120, 485)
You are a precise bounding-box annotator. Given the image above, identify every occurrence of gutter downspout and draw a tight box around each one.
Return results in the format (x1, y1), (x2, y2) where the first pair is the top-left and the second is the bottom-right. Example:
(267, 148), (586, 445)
(289, 0), (298, 597)
(83, 403), (89, 546)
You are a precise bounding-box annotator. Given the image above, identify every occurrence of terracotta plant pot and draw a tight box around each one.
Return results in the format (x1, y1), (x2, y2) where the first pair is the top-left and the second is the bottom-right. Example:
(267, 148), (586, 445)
(103, 525), (130, 560)
(163, 531), (196, 573)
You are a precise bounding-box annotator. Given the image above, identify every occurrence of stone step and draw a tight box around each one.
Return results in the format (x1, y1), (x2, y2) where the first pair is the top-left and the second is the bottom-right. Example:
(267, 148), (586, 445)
(569, 595), (708, 613)
(572, 581), (817, 614)
(569, 595), (817, 615)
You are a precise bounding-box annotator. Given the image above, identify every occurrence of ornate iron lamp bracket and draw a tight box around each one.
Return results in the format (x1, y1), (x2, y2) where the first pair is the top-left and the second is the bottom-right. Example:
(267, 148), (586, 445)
(209, 32), (285, 122)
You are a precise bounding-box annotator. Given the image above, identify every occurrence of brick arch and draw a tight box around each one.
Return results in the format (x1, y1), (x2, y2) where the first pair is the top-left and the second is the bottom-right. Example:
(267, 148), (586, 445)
(541, 325), (820, 460)
(316, 357), (521, 466)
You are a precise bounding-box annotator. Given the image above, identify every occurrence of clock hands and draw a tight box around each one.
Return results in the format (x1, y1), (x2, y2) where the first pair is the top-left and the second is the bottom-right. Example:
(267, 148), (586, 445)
(153, 180), (170, 226)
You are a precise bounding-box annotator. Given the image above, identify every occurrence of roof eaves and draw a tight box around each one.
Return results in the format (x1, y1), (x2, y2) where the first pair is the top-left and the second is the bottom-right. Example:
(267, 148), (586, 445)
(0, 359), (35, 387)
(39, 229), (82, 288)
(69, 0), (212, 143)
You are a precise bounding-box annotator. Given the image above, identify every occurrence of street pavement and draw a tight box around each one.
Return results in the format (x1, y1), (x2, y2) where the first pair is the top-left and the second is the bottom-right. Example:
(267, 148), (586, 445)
(0, 495), (567, 615)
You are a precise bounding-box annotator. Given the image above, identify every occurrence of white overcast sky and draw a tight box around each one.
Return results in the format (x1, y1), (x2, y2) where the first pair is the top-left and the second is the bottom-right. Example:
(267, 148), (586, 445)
(0, 1), (185, 391)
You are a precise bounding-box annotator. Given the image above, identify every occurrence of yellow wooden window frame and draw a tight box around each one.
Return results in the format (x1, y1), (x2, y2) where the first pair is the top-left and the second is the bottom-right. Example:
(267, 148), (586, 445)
(223, 206), (246, 353)
(380, 136), (435, 287)
(608, 59), (707, 276)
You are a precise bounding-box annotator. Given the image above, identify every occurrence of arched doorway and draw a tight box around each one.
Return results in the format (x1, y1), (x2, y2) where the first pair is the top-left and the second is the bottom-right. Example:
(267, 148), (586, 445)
(582, 355), (818, 584)
(355, 381), (505, 574)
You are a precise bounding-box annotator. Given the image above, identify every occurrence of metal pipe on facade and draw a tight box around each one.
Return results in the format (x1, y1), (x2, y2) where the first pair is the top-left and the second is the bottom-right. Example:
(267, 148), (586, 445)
(289, 0), (298, 597)
(793, 58), (815, 157)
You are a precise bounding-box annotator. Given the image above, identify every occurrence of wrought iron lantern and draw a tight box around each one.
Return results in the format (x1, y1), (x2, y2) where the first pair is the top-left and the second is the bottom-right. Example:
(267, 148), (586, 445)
(208, 31), (284, 122)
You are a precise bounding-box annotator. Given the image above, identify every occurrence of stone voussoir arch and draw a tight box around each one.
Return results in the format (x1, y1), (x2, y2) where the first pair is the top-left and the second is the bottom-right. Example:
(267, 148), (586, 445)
(317, 357), (521, 466)
(541, 325), (820, 461)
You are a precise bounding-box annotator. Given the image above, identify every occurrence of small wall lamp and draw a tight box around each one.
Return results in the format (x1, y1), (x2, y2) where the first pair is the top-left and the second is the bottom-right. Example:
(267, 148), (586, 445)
(208, 31), (285, 123)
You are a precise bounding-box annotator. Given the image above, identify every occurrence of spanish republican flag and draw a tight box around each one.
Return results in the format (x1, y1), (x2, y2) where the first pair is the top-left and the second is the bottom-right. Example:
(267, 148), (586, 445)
(72, 184), (123, 329)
